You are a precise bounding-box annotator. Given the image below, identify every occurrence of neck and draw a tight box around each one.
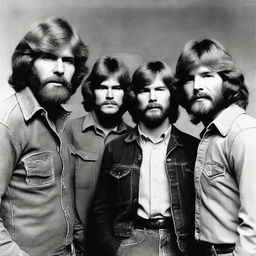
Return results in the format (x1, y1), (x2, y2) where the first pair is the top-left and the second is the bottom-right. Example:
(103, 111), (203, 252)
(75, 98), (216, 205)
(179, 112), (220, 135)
(92, 110), (120, 135)
(201, 108), (225, 127)
(139, 118), (171, 141)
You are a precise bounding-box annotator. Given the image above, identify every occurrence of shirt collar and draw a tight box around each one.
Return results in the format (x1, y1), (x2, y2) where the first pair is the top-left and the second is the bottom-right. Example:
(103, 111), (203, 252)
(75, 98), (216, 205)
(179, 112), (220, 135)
(15, 87), (45, 121)
(16, 87), (71, 127)
(202, 104), (246, 138)
(138, 124), (172, 145)
(82, 111), (130, 134)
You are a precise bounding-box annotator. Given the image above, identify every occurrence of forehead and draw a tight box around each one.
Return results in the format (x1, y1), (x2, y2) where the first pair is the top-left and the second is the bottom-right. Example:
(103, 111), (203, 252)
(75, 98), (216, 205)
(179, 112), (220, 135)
(51, 44), (74, 57)
(144, 74), (166, 88)
(189, 65), (214, 75)
(100, 76), (120, 86)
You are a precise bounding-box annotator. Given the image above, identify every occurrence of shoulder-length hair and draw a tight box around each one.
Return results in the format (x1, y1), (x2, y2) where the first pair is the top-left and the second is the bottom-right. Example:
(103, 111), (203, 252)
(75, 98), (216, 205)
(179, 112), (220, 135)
(9, 17), (89, 93)
(174, 38), (248, 110)
(82, 56), (130, 111)
(127, 61), (179, 124)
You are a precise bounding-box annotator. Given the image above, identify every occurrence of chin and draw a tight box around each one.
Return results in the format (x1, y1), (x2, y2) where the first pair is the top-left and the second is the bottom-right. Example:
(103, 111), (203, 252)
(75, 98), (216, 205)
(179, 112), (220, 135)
(39, 88), (71, 105)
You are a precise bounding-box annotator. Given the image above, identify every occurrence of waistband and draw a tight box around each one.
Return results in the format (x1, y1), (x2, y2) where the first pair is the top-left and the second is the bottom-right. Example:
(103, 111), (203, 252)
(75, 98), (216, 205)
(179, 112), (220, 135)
(133, 216), (173, 230)
(196, 241), (235, 255)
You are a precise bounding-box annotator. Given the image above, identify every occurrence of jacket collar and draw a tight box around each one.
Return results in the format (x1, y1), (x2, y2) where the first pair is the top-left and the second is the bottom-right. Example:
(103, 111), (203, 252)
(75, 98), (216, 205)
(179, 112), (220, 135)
(82, 111), (130, 133)
(202, 104), (245, 138)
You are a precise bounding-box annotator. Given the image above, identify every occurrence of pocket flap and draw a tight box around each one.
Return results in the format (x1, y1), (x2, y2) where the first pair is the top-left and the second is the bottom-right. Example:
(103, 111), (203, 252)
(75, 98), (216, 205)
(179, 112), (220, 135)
(204, 163), (225, 179)
(110, 168), (131, 180)
(73, 150), (97, 161)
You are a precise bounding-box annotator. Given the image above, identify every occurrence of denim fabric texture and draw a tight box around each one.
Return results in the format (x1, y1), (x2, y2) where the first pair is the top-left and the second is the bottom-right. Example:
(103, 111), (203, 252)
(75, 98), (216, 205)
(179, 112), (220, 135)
(90, 126), (199, 256)
(194, 105), (256, 256)
(0, 87), (76, 256)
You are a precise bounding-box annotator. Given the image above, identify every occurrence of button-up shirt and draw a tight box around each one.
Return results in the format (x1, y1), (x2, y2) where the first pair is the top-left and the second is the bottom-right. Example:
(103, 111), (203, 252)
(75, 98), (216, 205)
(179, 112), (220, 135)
(0, 87), (75, 256)
(195, 104), (256, 256)
(65, 112), (131, 225)
(137, 125), (172, 219)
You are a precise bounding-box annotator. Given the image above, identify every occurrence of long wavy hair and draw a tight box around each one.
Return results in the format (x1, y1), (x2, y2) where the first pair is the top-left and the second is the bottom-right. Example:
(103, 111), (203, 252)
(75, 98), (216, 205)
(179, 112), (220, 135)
(174, 39), (248, 111)
(127, 61), (179, 124)
(82, 56), (130, 112)
(9, 17), (89, 93)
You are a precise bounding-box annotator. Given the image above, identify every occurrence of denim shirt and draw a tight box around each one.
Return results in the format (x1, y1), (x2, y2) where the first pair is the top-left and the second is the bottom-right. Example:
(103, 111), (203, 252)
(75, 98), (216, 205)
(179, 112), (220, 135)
(91, 125), (199, 256)
(65, 112), (131, 226)
(195, 104), (256, 256)
(0, 87), (75, 256)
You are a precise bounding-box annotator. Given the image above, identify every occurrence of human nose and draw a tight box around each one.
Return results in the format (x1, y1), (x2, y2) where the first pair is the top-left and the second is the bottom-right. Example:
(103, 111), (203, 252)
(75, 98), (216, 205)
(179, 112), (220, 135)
(53, 58), (64, 76)
(149, 89), (157, 102)
(194, 75), (204, 92)
(106, 87), (114, 99)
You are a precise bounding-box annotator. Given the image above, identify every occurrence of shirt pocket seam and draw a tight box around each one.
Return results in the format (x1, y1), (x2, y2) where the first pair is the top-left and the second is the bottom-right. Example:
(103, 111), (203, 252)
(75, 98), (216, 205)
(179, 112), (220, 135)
(203, 162), (226, 179)
(22, 151), (55, 187)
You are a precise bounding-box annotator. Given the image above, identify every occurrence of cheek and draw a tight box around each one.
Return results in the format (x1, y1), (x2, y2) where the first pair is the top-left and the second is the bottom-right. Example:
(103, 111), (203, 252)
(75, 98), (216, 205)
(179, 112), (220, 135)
(65, 67), (75, 82)
(115, 91), (124, 103)
(94, 91), (106, 104)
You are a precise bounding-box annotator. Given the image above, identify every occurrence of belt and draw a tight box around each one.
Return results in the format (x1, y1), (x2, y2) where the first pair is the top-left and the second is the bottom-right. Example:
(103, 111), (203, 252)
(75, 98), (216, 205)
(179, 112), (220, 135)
(196, 241), (235, 254)
(133, 216), (172, 229)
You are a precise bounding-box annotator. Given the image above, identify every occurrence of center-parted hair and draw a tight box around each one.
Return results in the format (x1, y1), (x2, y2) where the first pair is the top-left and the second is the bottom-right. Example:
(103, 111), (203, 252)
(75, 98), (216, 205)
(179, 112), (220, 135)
(127, 61), (179, 124)
(174, 39), (248, 109)
(82, 56), (130, 111)
(9, 17), (89, 93)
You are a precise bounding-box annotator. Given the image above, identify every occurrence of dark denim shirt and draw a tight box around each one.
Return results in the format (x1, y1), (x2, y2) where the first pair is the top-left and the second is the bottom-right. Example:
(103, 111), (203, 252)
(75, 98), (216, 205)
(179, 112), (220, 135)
(0, 87), (75, 256)
(91, 125), (199, 256)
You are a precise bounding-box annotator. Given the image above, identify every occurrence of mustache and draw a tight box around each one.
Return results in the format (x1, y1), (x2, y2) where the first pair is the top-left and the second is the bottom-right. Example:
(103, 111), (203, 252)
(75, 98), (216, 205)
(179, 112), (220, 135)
(189, 92), (211, 104)
(145, 103), (163, 111)
(41, 76), (71, 88)
(100, 100), (118, 106)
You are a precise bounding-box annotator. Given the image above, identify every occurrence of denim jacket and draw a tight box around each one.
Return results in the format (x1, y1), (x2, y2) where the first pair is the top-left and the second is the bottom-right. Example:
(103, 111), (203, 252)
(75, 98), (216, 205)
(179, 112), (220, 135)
(0, 87), (75, 256)
(91, 125), (199, 256)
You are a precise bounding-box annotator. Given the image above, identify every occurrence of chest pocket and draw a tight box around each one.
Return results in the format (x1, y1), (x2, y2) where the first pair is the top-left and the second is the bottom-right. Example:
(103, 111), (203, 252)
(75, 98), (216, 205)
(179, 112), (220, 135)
(109, 166), (132, 203)
(203, 163), (225, 179)
(23, 151), (55, 187)
(72, 150), (98, 189)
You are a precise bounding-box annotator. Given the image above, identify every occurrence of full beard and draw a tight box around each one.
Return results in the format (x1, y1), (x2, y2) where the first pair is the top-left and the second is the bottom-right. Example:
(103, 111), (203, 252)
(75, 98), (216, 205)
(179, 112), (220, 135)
(187, 93), (226, 124)
(138, 104), (170, 128)
(29, 73), (73, 107)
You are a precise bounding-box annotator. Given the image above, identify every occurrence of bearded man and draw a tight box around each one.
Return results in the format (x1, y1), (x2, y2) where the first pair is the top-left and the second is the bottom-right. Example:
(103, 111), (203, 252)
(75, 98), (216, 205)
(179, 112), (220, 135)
(0, 17), (88, 256)
(90, 61), (199, 256)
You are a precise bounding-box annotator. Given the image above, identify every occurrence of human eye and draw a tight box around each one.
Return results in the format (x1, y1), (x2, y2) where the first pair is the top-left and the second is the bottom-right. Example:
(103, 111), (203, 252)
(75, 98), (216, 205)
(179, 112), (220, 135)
(155, 87), (166, 91)
(96, 85), (107, 90)
(112, 85), (122, 90)
(63, 57), (75, 65)
(40, 53), (56, 61)
(201, 72), (213, 78)
(138, 88), (148, 94)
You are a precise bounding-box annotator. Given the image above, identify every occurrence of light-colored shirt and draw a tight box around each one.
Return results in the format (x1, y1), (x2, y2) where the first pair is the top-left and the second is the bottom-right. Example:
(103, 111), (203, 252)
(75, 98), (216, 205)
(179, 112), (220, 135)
(137, 125), (172, 219)
(195, 104), (256, 256)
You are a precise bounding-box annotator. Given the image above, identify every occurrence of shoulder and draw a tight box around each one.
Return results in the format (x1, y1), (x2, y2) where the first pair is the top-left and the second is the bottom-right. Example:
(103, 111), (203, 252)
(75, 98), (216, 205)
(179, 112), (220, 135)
(172, 126), (200, 147)
(0, 93), (24, 127)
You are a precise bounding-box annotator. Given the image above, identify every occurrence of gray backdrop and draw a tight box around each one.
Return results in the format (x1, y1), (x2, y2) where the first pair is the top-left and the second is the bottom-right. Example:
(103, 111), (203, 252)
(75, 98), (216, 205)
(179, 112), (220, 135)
(1, 0), (256, 137)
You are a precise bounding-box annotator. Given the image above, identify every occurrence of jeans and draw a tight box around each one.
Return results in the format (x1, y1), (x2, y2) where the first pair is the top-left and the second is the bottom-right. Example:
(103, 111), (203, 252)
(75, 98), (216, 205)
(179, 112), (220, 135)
(116, 228), (182, 256)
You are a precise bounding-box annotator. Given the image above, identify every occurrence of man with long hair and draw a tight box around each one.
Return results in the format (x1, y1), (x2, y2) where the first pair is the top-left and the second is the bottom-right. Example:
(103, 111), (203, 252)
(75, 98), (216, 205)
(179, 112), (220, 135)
(174, 39), (256, 256)
(91, 61), (199, 256)
(65, 56), (131, 255)
(0, 17), (88, 255)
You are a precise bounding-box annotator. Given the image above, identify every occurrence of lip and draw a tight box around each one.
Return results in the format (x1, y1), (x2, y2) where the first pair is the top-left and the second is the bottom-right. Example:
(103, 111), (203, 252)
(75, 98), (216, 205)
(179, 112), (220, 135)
(46, 81), (64, 86)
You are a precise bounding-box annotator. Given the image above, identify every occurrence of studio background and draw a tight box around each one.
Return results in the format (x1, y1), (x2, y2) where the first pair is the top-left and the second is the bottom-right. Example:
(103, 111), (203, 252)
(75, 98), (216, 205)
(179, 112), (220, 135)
(1, 0), (256, 137)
